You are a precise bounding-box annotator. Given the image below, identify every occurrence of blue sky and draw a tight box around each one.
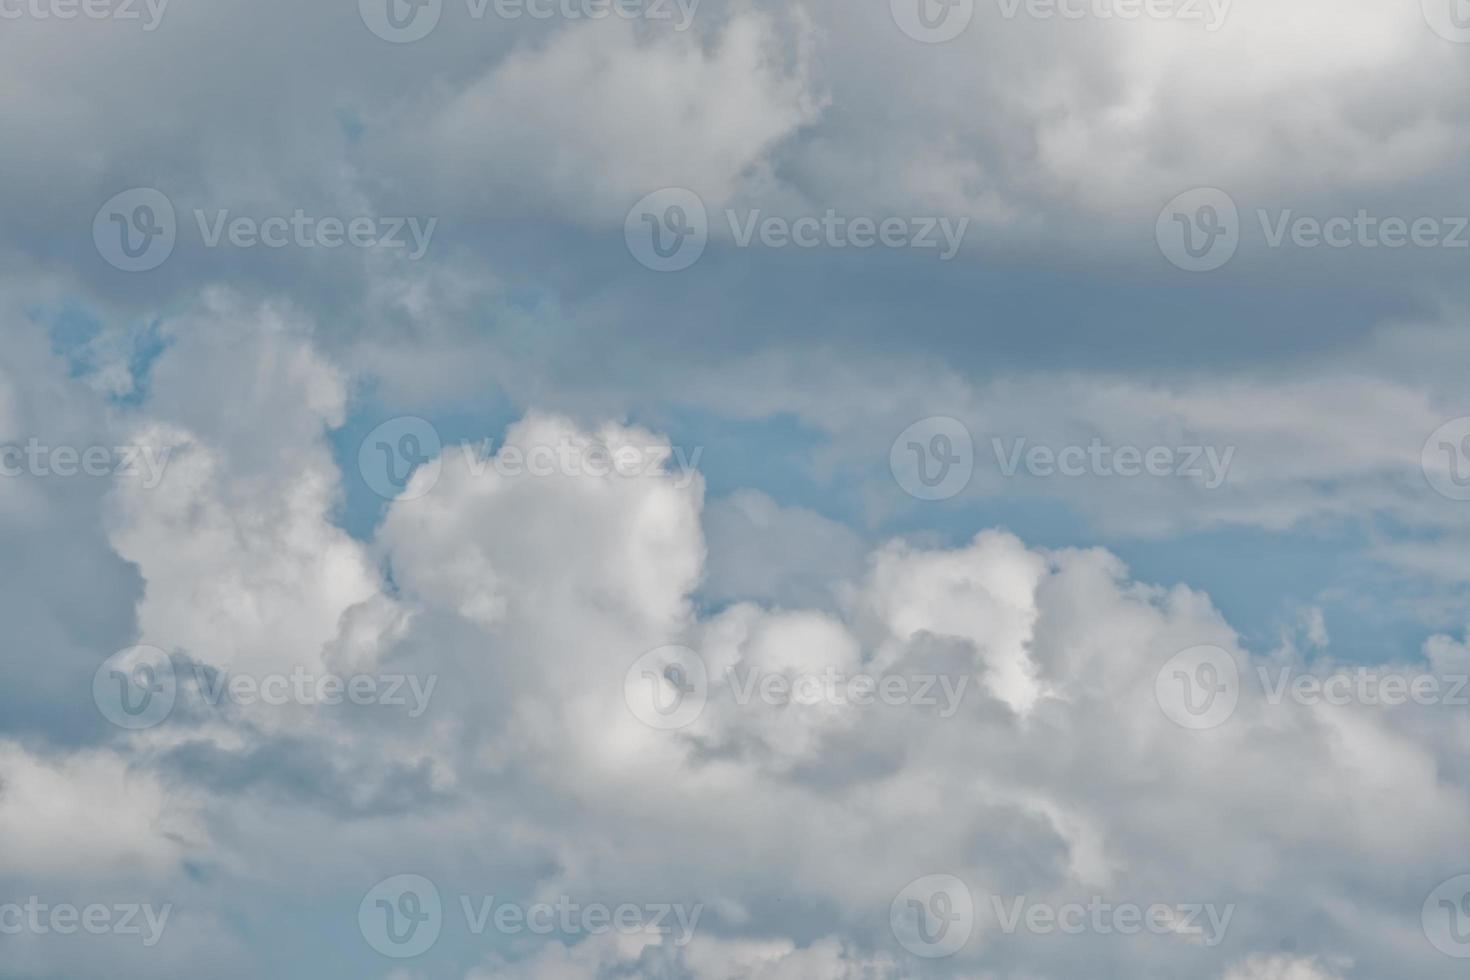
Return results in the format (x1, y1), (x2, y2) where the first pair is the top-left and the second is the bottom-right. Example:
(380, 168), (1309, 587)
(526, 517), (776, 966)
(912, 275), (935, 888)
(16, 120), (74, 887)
(3, 0), (1470, 977)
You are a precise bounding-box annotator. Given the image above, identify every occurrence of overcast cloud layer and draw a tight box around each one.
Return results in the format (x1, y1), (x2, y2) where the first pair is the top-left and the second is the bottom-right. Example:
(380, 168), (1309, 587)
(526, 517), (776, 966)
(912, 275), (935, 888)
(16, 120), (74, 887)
(2, 0), (1470, 977)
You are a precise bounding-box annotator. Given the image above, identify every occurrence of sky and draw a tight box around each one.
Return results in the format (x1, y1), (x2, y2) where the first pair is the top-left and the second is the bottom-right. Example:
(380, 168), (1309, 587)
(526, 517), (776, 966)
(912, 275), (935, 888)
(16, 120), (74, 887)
(3, 0), (1470, 977)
